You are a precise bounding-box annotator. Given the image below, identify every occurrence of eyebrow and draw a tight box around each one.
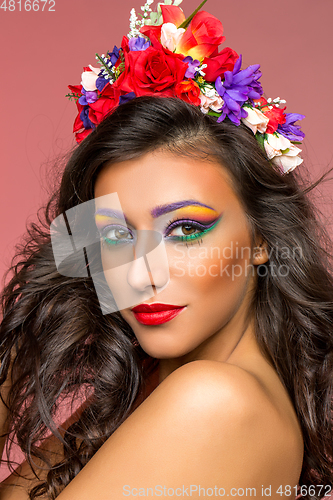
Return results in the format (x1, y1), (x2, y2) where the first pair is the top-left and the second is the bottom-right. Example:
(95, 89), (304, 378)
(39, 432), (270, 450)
(95, 200), (216, 222)
(150, 200), (216, 218)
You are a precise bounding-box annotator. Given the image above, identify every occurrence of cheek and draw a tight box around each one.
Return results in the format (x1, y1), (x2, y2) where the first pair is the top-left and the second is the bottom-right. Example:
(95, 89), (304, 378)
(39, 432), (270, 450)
(169, 230), (254, 311)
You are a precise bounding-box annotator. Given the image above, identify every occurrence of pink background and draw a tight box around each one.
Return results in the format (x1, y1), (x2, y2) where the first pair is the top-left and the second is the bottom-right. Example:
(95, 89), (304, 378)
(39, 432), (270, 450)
(0, 0), (333, 485)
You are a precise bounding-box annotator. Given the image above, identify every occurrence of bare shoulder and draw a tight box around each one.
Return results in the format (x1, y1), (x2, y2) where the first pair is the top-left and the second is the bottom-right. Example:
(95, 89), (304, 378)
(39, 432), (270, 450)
(54, 359), (303, 500)
(137, 358), (266, 439)
(157, 359), (273, 412)
(153, 359), (301, 452)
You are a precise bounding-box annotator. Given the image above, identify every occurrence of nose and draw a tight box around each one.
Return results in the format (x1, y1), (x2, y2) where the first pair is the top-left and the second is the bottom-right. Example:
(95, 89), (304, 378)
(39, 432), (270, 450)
(126, 230), (170, 293)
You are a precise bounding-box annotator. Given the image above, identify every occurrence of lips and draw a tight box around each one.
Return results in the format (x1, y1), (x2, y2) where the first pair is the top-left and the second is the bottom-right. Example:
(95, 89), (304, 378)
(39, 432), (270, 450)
(131, 303), (186, 325)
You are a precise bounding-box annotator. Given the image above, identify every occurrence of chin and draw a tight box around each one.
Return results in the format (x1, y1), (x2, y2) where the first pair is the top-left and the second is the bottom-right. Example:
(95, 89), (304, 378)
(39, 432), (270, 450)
(132, 330), (194, 360)
(140, 345), (187, 360)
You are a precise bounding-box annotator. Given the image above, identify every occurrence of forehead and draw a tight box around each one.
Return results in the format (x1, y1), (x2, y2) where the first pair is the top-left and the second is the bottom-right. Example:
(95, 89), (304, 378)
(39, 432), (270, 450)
(94, 150), (238, 211)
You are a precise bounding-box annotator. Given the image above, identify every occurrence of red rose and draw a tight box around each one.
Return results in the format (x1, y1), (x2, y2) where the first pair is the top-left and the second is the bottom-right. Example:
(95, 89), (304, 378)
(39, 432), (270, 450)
(175, 79), (201, 106)
(202, 47), (239, 83)
(68, 82), (120, 143)
(176, 11), (225, 60)
(73, 107), (84, 132)
(140, 24), (162, 41)
(115, 45), (188, 97)
(68, 84), (85, 134)
(121, 35), (130, 54)
(255, 98), (286, 134)
(88, 83), (120, 125)
(76, 129), (93, 144)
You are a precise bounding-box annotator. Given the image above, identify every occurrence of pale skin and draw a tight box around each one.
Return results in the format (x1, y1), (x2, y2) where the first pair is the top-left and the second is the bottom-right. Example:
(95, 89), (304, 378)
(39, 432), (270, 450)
(0, 150), (304, 499)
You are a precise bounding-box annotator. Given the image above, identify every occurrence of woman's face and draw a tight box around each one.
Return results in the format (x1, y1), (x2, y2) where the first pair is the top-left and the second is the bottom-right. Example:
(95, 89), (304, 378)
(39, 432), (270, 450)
(94, 149), (267, 362)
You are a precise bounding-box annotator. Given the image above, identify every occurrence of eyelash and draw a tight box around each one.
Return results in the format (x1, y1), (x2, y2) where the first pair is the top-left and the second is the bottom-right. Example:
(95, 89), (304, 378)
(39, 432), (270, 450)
(100, 218), (219, 247)
(164, 217), (218, 244)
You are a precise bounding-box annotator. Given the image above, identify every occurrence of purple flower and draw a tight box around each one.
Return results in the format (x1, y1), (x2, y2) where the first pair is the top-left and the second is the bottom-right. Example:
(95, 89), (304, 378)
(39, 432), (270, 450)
(182, 56), (200, 79)
(215, 55), (263, 125)
(80, 107), (95, 130)
(277, 113), (305, 142)
(79, 88), (98, 105)
(108, 46), (120, 65)
(128, 37), (150, 51)
(119, 92), (136, 105)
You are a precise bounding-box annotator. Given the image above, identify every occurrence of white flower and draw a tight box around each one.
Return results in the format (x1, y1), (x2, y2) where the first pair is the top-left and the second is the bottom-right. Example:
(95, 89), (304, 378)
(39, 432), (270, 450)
(195, 63), (207, 77)
(264, 133), (291, 159)
(264, 133), (303, 174)
(199, 92), (224, 114)
(81, 66), (100, 91)
(128, 8), (141, 37)
(160, 23), (185, 51)
(241, 107), (269, 135)
(271, 145), (303, 173)
(88, 65), (100, 76)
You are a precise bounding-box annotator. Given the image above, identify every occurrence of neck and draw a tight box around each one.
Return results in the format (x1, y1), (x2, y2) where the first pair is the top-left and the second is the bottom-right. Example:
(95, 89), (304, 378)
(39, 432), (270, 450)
(158, 311), (259, 384)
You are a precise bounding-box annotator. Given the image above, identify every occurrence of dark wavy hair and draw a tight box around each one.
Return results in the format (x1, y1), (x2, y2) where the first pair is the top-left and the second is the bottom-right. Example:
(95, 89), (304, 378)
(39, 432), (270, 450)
(1, 97), (333, 499)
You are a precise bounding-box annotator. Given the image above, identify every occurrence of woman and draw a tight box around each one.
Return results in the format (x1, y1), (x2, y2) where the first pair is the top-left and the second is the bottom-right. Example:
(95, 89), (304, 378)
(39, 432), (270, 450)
(1, 1), (333, 498)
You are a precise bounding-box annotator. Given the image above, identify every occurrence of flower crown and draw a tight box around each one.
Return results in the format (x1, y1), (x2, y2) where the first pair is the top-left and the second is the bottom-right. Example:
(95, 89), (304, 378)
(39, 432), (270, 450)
(67, 0), (305, 174)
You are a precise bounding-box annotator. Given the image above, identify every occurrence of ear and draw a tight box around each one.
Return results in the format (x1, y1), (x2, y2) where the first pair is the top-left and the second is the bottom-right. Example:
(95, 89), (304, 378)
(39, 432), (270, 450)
(252, 237), (269, 265)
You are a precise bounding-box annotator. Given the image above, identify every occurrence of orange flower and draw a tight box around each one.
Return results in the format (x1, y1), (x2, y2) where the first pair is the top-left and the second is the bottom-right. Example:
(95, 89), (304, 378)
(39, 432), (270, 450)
(140, 7), (225, 61)
(160, 4), (186, 26)
(175, 11), (225, 60)
(174, 79), (201, 106)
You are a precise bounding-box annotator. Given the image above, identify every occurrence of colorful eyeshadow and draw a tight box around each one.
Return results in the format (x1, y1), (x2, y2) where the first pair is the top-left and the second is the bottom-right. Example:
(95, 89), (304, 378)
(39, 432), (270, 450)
(169, 205), (219, 222)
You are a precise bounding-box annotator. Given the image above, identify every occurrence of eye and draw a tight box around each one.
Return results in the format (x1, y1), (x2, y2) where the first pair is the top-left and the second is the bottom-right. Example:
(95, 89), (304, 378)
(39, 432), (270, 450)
(168, 223), (203, 238)
(165, 216), (221, 243)
(101, 225), (134, 246)
(165, 219), (210, 242)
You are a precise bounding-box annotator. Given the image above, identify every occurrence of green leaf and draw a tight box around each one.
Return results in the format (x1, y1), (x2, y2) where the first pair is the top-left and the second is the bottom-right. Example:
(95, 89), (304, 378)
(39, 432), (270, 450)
(207, 110), (222, 117)
(178, 0), (208, 29)
(255, 133), (265, 150)
(65, 92), (80, 102)
(95, 53), (114, 80)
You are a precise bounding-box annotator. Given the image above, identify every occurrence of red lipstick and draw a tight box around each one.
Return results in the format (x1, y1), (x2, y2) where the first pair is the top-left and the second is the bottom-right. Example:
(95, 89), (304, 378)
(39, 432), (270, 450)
(131, 303), (186, 326)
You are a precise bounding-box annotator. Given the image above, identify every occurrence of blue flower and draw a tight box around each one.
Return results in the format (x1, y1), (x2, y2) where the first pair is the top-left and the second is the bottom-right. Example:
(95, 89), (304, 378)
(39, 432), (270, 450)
(215, 55), (263, 125)
(80, 107), (95, 130)
(96, 77), (109, 92)
(119, 92), (136, 105)
(108, 46), (120, 65)
(277, 113), (305, 142)
(128, 37), (150, 51)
